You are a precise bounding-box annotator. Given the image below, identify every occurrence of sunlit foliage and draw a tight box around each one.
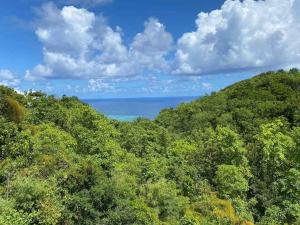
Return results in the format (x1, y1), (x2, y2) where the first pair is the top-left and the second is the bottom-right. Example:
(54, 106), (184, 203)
(0, 69), (300, 224)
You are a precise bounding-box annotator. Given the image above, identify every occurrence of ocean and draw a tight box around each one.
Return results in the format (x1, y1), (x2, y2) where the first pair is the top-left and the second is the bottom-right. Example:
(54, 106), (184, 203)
(83, 96), (198, 121)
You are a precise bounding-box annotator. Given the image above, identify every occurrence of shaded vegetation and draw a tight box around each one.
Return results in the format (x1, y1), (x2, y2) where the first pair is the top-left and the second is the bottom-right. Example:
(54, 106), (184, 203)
(0, 69), (300, 224)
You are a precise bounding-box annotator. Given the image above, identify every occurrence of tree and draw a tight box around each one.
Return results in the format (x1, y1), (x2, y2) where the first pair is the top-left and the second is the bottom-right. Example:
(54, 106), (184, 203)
(214, 165), (249, 199)
(0, 198), (31, 225)
(141, 179), (189, 224)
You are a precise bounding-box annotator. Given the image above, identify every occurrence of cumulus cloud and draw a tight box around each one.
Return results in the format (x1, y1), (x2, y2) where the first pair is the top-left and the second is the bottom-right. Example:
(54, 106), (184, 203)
(130, 18), (173, 71)
(26, 0), (300, 84)
(26, 3), (173, 81)
(175, 0), (300, 75)
(0, 69), (20, 87)
(26, 2), (127, 80)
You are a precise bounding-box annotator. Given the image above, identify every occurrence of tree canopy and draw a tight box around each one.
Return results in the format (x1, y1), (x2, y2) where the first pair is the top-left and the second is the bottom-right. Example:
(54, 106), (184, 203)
(0, 69), (300, 224)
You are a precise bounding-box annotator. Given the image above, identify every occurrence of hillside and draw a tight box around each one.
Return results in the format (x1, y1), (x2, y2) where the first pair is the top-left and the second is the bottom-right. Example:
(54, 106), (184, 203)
(0, 69), (300, 224)
(156, 69), (300, 139)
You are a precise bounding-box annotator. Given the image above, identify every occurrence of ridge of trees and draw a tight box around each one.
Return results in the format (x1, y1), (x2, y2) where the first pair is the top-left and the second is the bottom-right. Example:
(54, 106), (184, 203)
(0, 69), (300, 224)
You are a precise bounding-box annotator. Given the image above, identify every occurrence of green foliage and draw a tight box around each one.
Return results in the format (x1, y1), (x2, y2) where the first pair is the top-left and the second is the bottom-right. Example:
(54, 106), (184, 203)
(0, 198), (31, 225)
(4, 96), (26, 123)
(7, 176), (63, 225)
(31, 123), (77, 154)
(214, 165), (249, 199)
(0, 69), (300, 224)
(141, 179), (189, 224)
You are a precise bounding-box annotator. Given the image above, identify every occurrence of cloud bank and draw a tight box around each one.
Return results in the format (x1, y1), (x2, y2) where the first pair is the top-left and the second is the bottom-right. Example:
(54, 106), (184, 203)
(175, 0), (300, 75)
(26, 3), (172, 80)
(27, 0), (300, 81)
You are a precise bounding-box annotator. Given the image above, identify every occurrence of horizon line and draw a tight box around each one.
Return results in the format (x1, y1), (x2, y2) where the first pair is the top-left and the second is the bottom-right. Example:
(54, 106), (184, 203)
(81, 95), (201, 101)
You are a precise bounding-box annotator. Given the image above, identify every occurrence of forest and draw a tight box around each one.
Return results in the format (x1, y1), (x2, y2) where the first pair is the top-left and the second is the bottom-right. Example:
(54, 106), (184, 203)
(0, 69), (300, 225)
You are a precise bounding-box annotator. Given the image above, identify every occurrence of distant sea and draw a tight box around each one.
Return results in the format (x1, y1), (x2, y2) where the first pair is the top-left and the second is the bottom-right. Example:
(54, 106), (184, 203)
(83, 96), (198, 121)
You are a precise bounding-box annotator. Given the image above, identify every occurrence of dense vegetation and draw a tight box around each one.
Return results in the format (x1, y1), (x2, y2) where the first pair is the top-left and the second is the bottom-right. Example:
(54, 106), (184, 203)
(0, 69), (300, 224)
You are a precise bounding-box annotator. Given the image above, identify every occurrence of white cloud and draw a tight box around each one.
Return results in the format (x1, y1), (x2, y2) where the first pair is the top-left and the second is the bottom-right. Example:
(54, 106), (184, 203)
(37, 3), (95, 56)
(88, 79), (118, 92)
(26, 64), (52, 80)
(202, 82), (212, 90)
(26, 2), (129, 80)
(27, 3), (173, 80)
(130, 18), (173, 71)
(27, 0), (300, 84)
(175, 0), (300, 75)
(0, 69), (20, 87)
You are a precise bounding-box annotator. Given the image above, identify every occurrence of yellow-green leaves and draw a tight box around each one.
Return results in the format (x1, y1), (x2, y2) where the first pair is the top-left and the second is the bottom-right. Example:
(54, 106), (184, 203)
(5, 96), (25, 123)
(214, 165), (249, 199)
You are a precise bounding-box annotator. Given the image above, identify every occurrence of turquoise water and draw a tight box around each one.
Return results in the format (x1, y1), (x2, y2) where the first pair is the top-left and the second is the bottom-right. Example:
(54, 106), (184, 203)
(108, 115), (140, 121)
(83, 96), (198, 121)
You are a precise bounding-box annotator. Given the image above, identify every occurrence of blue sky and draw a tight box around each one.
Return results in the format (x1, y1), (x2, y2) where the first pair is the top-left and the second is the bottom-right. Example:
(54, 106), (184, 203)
(0, 0), (299, 98)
